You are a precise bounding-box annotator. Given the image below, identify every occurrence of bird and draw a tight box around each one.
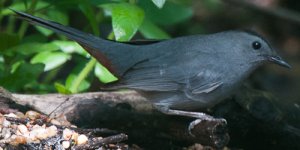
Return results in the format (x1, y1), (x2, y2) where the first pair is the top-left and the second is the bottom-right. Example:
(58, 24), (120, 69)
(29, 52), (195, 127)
(12, 10), (290, 122)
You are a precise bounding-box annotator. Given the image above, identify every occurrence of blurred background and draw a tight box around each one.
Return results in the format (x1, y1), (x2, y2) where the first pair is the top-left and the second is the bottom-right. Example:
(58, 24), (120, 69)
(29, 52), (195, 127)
(0, 0), (300, 149)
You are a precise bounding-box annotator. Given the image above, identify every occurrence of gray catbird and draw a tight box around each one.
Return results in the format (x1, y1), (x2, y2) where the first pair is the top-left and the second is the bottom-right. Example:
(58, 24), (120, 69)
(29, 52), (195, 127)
(13, 10), (290, 122)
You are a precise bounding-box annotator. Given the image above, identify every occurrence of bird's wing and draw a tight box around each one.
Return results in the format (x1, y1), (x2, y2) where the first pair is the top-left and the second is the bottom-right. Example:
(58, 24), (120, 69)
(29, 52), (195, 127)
(110, 52), (223, 94)
(186, 73), (223, 94)
(114, 67), (182, 91)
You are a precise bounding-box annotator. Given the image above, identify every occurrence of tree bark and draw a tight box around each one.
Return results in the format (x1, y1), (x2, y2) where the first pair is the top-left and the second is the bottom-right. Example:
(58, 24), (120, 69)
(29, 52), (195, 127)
(0, 87), (229, 149)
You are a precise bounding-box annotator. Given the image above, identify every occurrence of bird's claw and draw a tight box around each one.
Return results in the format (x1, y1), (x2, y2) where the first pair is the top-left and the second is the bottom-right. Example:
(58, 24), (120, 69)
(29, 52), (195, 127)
(188, 118), (227, 137)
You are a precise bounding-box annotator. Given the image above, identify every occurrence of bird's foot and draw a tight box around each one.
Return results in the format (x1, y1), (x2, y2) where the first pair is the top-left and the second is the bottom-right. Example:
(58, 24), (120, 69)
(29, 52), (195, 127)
(154, 105), (227, 136)
(188, 118), (227, 136)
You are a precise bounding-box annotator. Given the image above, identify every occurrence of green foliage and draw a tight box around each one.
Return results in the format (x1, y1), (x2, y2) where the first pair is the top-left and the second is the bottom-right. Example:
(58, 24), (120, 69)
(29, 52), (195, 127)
(138, 0), (193, 26)
(101, 3), (145, 41)
(7, 42), (59, 55)
(94, 62), (118, 83)
(35, 9), (69, 36)
(0, 62), (45, 92)
(54, 82), (72, 94)
(30, 51), (71, 71)
(1, 1), (49, 16)
(66, 74), (90, 93)
(0, 0), (193, 94)
(151, 0), (166, 9)
(79, 0), (100, 36)
(0, 33), (20, 51)
(139, 19), (170, 39)
(52, 40), (87, 55)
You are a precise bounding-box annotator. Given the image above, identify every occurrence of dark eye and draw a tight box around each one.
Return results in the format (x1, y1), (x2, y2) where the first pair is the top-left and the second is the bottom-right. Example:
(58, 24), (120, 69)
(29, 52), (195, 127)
(252, 41), (261, 50)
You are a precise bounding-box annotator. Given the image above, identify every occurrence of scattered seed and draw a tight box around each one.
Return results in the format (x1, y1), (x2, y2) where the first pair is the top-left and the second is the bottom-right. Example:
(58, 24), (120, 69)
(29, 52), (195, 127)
(77, 134), (88, 145)
(63, 128), (73, 140)
(62, 140), (70, 149)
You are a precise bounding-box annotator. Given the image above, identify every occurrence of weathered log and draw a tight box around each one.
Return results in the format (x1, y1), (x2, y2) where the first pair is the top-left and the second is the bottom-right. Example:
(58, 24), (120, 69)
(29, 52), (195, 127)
(0, 87), (229, 149)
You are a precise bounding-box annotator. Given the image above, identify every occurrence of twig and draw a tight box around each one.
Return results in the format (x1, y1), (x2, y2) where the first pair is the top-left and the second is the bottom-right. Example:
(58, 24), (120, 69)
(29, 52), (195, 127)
(73, 133), (128, 149)
(5, 116), (30, 124)
(68, 127), (119, 136)
(53, 125), (119, 136)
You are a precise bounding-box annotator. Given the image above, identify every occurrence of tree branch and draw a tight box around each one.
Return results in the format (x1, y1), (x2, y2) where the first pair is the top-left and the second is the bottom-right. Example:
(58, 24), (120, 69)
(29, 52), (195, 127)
(0, 87), (229, 149)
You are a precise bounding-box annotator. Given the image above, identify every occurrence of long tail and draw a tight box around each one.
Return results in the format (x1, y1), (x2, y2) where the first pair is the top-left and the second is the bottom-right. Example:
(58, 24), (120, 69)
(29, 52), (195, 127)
(12, 9), (138, 76)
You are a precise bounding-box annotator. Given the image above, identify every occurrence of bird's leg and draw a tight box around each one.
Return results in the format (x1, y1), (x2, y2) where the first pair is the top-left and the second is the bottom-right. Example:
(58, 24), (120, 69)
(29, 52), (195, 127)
(166, 109), (215, 120)
(155, 105), (227, 136)
(155, 105), (223, 121)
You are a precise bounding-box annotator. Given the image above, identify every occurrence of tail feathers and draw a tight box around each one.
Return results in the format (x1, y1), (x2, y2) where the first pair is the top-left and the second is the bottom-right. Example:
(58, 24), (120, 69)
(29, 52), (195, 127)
(12, 9), (135, 76)
(12, 10), (99, 47)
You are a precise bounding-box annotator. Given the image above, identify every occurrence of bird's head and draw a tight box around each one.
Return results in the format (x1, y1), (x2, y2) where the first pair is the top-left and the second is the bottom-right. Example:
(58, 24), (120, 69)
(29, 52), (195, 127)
(224, 30), (291, 69)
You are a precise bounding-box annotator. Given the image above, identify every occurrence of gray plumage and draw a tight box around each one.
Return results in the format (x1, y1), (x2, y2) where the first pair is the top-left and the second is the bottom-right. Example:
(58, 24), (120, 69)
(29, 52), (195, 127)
(13, 10), (290, 111)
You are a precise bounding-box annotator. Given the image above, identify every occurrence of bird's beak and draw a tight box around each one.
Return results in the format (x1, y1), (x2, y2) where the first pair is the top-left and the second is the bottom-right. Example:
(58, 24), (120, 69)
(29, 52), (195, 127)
(268, 55), (291, 69)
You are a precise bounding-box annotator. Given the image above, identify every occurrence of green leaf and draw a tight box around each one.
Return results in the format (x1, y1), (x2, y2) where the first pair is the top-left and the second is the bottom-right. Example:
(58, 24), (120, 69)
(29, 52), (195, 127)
(65, 74), (90, 93)
(94, 62), (118, 83)
(52, 40), (88, 56)
(35, 26), (53, 37)
(152, 0), (166, 9)
(22, 34), (48, 43)
(1, 1), (50, 16)
(0, 55), (4, 63)
(31, 51), (71, 71)
(34, 10), (69, 36)
(7, 42), (59, 55)
(139, 19), (170, 39)
(46, 0), (112, 6)
(90, 0), (118, 5)
(0, 63), (44, 92)
(64, 60), (93, 93)
(101, 3), (145, 41)
(0, 33), (20, 52)
(79, 0), (100, 36)
(11, 61), (24, 74)
(54, 82), (72, 94)
(138, 0), (193, 25)
(47, 9), (69, 25)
